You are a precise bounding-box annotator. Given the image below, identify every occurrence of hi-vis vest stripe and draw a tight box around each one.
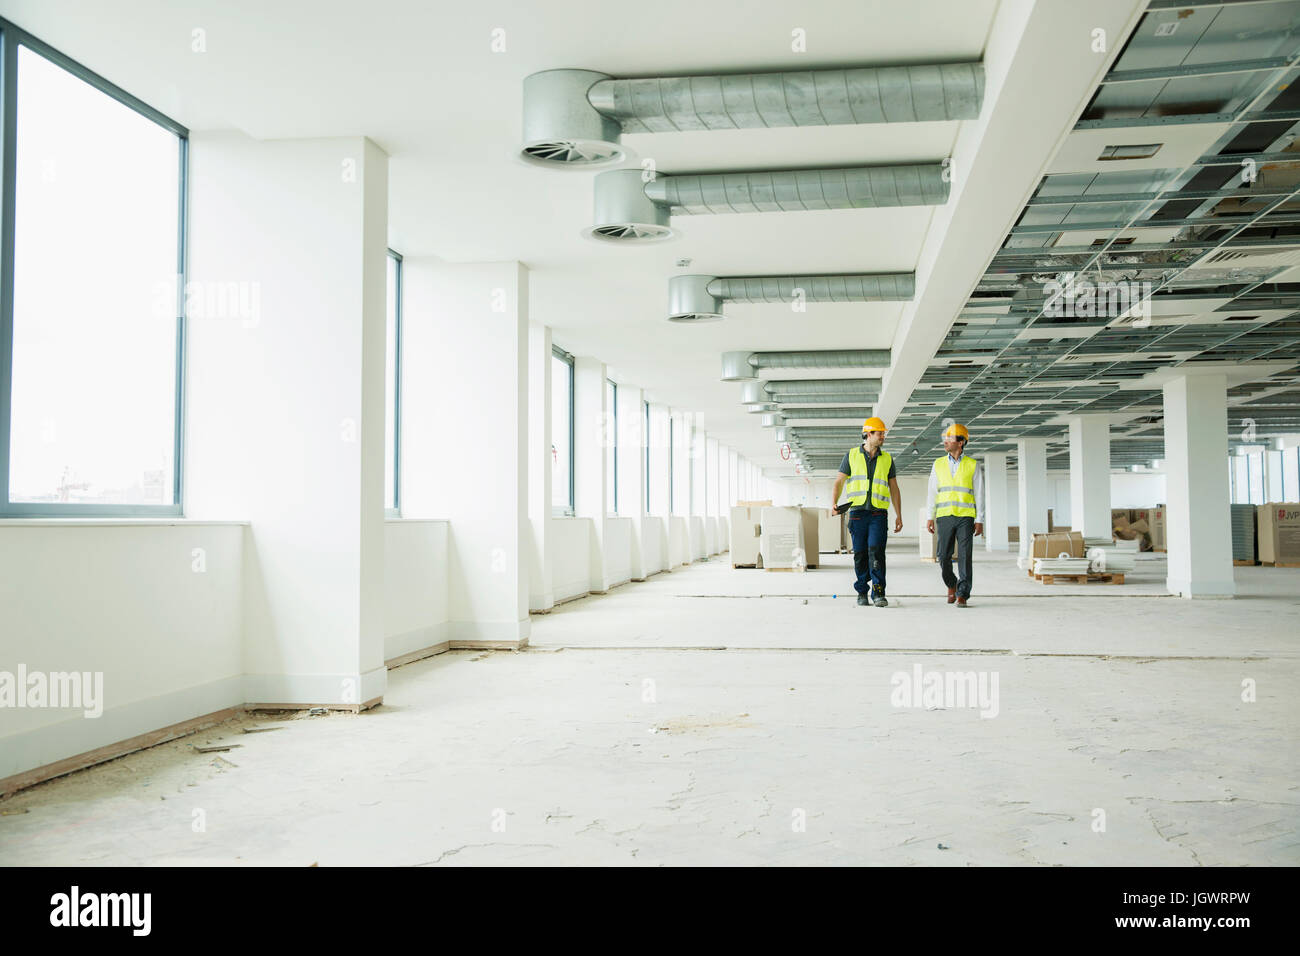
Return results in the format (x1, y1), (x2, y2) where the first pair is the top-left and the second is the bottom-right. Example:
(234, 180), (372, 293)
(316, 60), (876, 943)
(845, 447), (892, 509)
(933, 454), (977, 518)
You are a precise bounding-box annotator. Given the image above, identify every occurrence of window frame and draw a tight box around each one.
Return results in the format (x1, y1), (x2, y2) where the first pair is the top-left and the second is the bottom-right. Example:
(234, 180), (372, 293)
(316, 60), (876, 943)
(551, 345), (574, 517)
(385, 248), (402, 516)
(0, 17), (189, 517)
(669, 415), (675, 514)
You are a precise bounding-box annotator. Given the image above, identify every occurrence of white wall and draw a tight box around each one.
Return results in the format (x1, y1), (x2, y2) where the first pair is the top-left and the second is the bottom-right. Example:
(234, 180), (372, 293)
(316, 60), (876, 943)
(0, 523), (244, 783)
(1110, 473), (1168, 508)
(551, 517), (593, 603)
(603, 517), (632, 588)
(383, 520), (450, 661)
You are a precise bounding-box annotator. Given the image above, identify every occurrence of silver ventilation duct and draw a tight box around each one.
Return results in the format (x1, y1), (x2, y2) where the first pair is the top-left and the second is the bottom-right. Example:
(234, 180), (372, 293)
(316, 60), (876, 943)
(720, 348), (893, 379)
(522, 64), (984, 167)
(587, 164), (948, 243)
(760, 414), (786, 428)
(777, 406), (873, 420)
(677, 277), (912, 323)
(764, 379), (881, 399)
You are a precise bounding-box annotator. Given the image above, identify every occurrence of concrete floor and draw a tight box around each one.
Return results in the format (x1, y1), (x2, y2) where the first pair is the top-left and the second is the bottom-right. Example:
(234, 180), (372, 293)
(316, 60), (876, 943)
(2, 546), (1297, 866)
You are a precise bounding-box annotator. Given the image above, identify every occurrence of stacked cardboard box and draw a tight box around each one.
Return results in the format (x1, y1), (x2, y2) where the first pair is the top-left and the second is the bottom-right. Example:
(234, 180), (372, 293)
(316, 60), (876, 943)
(798, 508), (821, 568)
(1257, 503), (1300, 565)
(759, 506), (806, 570)
(1008, 526), (1020, 544)
(1031, 531), (1085, 560)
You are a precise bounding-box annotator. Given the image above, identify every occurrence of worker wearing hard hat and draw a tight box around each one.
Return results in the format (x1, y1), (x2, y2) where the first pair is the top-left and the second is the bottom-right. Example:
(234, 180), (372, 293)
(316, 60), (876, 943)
(925, 423), (984, 608)
(830, 417), (902, 607)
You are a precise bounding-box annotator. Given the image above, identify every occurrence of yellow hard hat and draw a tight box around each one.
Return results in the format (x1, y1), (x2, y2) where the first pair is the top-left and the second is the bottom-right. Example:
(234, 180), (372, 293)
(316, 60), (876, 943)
(861, 416), (888, 432)
(943, 423), (970, 440)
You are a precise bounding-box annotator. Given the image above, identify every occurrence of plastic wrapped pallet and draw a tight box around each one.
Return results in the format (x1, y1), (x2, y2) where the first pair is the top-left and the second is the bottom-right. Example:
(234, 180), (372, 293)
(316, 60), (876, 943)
(1230, 504), (1256, 563)
(1257, 503), (1300, 565)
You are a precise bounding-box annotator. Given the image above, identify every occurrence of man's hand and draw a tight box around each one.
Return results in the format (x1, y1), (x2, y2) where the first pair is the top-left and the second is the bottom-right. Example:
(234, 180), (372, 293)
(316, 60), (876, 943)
(827, 508), (836, 520)
(974, 522), (984, 537)
(926, 519), (935, 535)
(894, 515), (903, 534)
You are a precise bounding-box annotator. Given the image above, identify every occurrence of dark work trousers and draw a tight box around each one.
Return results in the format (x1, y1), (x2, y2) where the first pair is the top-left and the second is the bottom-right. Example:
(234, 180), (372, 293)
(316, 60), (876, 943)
(847, 510), (889, 596)
(935, 515), (975, 599)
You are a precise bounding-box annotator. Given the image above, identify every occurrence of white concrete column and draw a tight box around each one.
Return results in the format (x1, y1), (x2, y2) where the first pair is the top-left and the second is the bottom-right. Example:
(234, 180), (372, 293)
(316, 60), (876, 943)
(671, 411), (690, 516)
(617, 383), (647, 580)
(1163, 373), (1234, 598)
(186, 133), (389, 708)
(984, 452), (1009, 552)
(1068, 415), (1113, 539)
(1016, 437), (1050, 569)
(648, 403), (670, 518)
(574, 356), (610, 591)
(526, 324), (553, 611)
(405, 260), (530, 644)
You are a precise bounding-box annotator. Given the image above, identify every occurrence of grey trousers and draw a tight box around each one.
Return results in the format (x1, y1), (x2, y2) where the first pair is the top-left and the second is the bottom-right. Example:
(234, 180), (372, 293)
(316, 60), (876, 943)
(935, 515), (975, 598)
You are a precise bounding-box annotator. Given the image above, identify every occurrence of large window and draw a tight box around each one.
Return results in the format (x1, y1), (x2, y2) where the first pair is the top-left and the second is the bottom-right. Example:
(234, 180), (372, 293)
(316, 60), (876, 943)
(2, 26), (187, 514)
(551, 347), (573, 515)
(606, 379), (617, 513)
(1284, 446), (1300, 503)
(385, 250), (401, 513)
(644, 400), (650, 513)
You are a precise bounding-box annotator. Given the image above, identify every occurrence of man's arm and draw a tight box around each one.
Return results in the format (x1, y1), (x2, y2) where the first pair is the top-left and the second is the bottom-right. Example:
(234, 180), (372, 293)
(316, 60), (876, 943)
(889, 477), (902, 533)
(925, 464), (937, 533)
(830, 472), (848, 516)
(973, 462), (985, 536)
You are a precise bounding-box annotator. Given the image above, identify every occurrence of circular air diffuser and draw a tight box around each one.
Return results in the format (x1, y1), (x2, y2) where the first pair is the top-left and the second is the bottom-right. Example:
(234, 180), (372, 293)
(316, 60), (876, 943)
(667, 275), (723, 322)
(521, 70), (625, 168)
(583, 169), (674, 243)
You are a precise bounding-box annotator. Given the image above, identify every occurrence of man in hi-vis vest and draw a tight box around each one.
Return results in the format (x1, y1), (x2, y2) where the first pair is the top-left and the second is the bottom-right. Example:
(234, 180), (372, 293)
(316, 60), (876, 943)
(925, 423), (984, 608)
(830, 417), (902, 607)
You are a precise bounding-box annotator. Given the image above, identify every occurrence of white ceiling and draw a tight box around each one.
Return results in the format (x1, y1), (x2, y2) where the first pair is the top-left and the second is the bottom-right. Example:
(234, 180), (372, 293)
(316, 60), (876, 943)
(0, 0), (1014, 468)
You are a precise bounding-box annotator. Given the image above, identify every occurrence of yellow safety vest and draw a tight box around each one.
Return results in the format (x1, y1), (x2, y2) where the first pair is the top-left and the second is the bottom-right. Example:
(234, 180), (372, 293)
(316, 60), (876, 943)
(845, 447), (892, 509)
(933, 455), (978, 518)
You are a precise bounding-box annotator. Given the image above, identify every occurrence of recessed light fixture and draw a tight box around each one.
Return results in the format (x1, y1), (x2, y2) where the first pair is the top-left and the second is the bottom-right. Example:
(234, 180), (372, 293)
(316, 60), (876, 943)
(1098, 143), (1163, 161)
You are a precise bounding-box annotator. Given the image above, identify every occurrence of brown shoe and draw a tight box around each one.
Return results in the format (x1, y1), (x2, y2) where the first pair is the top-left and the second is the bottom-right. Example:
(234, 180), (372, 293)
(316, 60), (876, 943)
(956, 596), (969, 608)
(947, 587), (956, 604)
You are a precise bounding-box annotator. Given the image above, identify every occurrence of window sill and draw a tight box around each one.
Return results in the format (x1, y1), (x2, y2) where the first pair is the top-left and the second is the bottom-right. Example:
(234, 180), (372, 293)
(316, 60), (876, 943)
(0, 518), (249, 527)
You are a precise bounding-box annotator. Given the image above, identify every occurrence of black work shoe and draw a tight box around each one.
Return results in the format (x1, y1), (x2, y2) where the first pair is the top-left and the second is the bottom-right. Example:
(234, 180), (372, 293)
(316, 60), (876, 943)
(872, 595), (889, 608)
(856, 593), (870, 606)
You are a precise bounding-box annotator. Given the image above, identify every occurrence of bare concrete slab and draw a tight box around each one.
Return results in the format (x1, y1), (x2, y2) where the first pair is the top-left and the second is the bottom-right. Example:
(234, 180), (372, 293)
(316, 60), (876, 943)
(1, 550), (1296, 866)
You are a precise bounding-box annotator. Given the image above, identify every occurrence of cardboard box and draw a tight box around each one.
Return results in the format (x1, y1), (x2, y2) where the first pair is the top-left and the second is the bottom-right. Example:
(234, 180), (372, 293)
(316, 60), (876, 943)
(728, 505), (763, 567)
(1111, 509), (1131, 530)
(759, 506), (806, 570)
(817, 510), (846, 553)
(738, 499), (772, 508)
(1008, 525), (1019, 544)
(1031, 531), (1084, 560)
(799, 508), (821, 568)
(1257, 503), (1300, 564)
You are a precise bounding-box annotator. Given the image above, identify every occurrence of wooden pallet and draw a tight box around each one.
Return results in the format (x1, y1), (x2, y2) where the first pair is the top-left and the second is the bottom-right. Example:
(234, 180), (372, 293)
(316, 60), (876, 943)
(1233, 559), (1257, 567)
(732, 563), (757, 569)
(1152, 548), (1167, 554)
(766, 566), (807, 573)
(1033, 571), (1125, 585)
(1260, 561), (1300, 568)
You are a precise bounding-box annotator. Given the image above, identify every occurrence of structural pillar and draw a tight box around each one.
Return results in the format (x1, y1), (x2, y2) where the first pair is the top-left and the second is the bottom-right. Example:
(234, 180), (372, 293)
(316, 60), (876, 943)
(1163, 373), (1234, 598)
(984, 451), (1009, 552)
(1068, 414), (1113, 540)
(526, 324), (553, 611)
(574, 356), (610, 591)
(617, 383), (647, 580)
(1016, 437), (1050, 569)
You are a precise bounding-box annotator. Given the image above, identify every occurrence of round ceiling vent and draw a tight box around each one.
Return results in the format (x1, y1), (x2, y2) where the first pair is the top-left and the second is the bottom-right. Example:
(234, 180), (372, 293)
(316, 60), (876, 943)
(522, 139), (624, 167)
(521, 70), (625, 169)
(666, 310), (723, 323)
(585, 169), (674, 243)
(667, 275), (722, 320)
(585, 222), (674, 243)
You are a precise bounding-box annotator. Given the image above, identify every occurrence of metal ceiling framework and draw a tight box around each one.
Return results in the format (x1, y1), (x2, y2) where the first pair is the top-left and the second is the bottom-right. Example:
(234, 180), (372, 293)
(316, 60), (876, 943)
(836, 0), (1300, 478)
